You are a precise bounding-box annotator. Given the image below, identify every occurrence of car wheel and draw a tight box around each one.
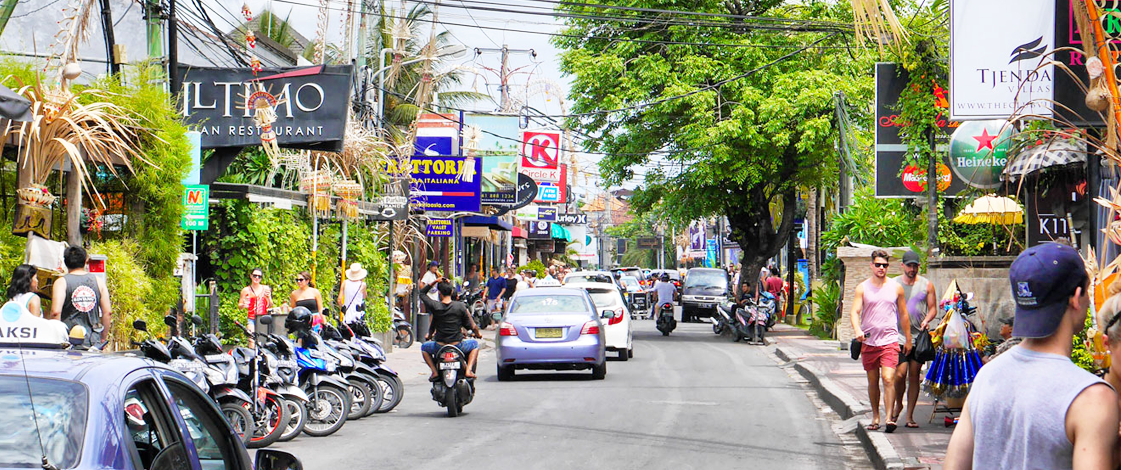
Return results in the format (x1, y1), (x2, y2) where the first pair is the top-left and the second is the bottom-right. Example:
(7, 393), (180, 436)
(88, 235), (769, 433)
(497, 365), (515, 381)
(591, 362), (607, 380)
(618, 348), (629, 361)
(627, 348), (634, 359)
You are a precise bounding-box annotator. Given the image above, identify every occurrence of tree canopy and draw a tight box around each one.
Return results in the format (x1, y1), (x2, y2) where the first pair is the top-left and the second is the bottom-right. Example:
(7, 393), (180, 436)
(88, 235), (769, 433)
(554, 0), (873, 282)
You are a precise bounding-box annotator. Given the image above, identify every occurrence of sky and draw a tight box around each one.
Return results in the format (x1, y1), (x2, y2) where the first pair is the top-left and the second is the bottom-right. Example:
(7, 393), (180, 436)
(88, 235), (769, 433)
(1, 0), (617, 194)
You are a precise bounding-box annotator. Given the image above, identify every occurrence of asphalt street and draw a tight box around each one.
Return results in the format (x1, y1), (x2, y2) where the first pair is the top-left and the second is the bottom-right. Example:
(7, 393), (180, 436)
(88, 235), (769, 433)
(270, 312), (870, 470)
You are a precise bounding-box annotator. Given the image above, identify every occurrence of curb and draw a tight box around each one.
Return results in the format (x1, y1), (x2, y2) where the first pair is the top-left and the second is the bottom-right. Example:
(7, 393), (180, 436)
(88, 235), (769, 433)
(774, 345), (904, 470)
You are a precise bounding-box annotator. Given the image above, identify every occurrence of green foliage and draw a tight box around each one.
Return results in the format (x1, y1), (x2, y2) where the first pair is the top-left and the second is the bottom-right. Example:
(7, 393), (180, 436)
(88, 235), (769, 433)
(1072, 313), (1096, 373)
(820, 186), (924, 281)
(517, 260), (547, 279)
(88, 239), (173, 347)
(809, 280), (841, 339)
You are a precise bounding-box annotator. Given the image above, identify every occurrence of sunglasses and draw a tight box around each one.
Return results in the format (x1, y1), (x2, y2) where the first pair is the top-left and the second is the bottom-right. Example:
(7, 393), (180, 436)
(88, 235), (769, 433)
(251, 274), (262, 279)
(295, 277), (306, 282)
(873, 263), (889, 268)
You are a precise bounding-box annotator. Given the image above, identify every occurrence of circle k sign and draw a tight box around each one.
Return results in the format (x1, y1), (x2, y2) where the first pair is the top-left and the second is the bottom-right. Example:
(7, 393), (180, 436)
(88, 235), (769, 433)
(522, 130), (561, 169)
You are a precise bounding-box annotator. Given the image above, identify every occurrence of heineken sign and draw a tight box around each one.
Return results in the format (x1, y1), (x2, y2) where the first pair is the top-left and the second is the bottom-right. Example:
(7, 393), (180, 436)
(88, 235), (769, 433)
(948, 120), (1012, 190)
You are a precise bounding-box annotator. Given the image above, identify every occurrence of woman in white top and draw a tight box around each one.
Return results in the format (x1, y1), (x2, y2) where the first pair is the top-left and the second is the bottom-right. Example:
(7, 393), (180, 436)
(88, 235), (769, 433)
(338, 263), (368, 324)
(6, 264), (43, 317)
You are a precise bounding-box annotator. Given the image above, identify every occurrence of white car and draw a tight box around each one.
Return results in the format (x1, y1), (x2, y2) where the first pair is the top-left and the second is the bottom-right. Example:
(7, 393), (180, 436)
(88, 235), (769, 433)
(563, 270), (616, 285)
(565, 282), (634, 360)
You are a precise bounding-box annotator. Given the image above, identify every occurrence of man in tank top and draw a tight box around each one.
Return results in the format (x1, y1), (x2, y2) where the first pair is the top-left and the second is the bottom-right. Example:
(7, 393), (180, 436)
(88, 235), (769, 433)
(50, 246), (112, 347)
(850, 249), (912, 433)
(891, 250), (937, 429)
(944, 242), (1118, 469)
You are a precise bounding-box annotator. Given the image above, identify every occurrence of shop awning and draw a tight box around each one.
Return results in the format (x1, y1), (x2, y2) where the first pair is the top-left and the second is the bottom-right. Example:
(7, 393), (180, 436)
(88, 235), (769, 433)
(463, 216), (512, 231)
(551, 224), (573, 241)
(512, 226), (526, 238)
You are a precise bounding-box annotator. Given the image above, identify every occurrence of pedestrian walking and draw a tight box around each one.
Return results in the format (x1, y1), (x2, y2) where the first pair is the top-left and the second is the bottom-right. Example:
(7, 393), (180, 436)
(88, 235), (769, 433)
(891, 250), (937, 429)
(485, 267), (507, 317)
(50, 246), (112, 347)
(464, 264), (481, 291)
(338, 263), (368, 335)
(420, 260), (441, 302)
(944, 242), (1118, 469)
(238, 267), (272, 347)
(1098, 294), (1121, 419)
(289, 271), (324, 331)
(502, 268), (518, 304)
(850, 249), (912, 433)
(6, 264), (43, 317)
(762, 266), (785, 320)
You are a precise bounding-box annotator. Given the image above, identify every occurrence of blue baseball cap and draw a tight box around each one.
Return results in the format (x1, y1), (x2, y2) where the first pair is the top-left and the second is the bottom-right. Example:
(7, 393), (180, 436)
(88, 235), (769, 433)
(1008, 243), (1087, 338)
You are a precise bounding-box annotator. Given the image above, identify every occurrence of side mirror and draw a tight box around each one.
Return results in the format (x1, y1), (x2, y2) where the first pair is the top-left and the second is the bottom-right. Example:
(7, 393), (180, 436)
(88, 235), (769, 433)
(255, 449), (303, 470)
(258, 315), (274, 326)
(191, 315), (203, 326)
(163, 315), (176, 327)
(132, 320), (147, 332)
(601, 310), (614, 319)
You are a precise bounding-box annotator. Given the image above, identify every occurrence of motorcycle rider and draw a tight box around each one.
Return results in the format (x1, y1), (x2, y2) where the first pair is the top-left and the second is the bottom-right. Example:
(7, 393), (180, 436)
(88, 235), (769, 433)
(420, 278), (482, 380)
(652, 273), (677, 319)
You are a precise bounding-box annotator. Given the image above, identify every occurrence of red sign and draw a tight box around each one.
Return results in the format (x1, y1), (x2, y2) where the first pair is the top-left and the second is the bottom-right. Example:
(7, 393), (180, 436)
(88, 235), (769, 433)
(521, 130), (561, 170)
(900, 164), (952, 193)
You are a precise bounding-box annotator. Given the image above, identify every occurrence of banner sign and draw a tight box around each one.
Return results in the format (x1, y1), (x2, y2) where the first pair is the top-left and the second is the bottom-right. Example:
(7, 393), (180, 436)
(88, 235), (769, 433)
(875, 63), (969, 198)
(528, 220), (552, 239)
(176, 65), (351, 151)
(534, 164), (567, 204)
(481, 155), (518, 204)
(688, 221), (706, 255)
(181, 185), (209, 231)
(462, 114), (519, 204)
(555, 213), (587, 225)
(415, 113), (461, 157)
(950, 0), (1055, 119)
(363, 195), (409, 221)
(1054, 0), (1109, 126)
(403, 155), (483, 212)
(538, 207), (557, 221)
(426, 218), (453, 237)
(705, 239), (717, 268)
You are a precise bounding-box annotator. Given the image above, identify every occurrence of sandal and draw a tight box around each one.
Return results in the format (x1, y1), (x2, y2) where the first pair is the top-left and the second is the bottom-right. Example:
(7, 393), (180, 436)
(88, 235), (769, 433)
(865, 423), (880, 431)
(905, 421), (919, 429)
(885, 421), (897, 433)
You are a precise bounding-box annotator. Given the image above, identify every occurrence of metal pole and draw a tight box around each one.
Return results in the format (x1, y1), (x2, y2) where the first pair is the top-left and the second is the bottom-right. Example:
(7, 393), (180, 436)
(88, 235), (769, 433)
(387, 220), (395, 315)
(0, 0), (18, 37)
(499, 44), (510, 111)
(377, 47), (392, 125)
(145, 0), (163, 72)
(341, 218), (348, 315)
(926, 127), (938, 252)
(98, 0), (120, 77)
(167, 0), (179, 93)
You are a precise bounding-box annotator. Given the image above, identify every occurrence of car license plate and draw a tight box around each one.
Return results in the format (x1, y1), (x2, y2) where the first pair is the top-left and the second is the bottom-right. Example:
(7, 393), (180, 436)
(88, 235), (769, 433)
(535, 328), (563, 339)
(698, 303), (713, 309)
(439, 362), (460, 370)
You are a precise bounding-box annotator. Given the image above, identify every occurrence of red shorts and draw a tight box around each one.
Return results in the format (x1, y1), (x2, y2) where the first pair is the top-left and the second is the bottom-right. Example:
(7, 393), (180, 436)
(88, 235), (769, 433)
(861, 342), (900, 371)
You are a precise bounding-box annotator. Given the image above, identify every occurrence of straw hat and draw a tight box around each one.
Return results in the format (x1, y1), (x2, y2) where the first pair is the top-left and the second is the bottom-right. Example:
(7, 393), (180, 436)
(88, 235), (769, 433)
(346, 263), (368, 281)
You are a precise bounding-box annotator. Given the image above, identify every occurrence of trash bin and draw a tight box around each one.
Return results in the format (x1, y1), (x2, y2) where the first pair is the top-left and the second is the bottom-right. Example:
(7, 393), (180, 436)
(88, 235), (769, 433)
(415, 313), (430, 343)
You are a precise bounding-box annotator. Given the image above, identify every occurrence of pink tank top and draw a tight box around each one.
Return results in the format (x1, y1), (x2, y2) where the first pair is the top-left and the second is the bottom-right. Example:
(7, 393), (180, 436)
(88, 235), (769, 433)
(860, 279), (901, 347)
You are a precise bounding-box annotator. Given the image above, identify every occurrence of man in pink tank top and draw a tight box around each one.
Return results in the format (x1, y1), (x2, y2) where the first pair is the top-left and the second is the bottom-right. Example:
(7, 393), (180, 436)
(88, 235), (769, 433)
(850, 249), (912, 433)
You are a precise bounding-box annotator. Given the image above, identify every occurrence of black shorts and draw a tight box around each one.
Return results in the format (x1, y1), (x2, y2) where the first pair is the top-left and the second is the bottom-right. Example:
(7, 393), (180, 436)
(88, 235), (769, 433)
(897, 346), (920, 365)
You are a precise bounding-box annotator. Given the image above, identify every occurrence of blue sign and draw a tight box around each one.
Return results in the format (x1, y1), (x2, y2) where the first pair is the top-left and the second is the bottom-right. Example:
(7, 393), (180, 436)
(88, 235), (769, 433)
(426, 218), (453, 237)
(538, 207), (556, 221)
(537, 183), (560, 202)
(705, 239), (717, 268)
(409, 155), (483, 212)
(415, 135), (455, 156)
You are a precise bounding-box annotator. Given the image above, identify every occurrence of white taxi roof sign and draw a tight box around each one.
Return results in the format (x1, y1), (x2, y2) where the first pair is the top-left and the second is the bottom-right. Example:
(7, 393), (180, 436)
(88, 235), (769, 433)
(0, 301), (70, 347)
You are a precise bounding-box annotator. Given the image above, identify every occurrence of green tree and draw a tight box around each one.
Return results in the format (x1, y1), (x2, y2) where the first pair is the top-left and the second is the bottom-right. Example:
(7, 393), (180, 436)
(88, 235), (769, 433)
(554, 0), (871, 287)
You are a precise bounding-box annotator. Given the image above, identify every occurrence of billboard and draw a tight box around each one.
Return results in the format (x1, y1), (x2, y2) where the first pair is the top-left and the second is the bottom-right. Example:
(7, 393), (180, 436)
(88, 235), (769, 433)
(405, 155), (483, 212)
(176, 65), (352, 151)
(950, 0), (1055, 119)
(1054, 0), (1110, 126)
(415, 113), (460, 156)
(464, 114), (521, 204)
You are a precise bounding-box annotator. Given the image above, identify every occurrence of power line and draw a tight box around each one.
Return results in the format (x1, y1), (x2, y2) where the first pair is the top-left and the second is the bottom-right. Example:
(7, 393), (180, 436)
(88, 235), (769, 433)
(457, 0), (500, 47)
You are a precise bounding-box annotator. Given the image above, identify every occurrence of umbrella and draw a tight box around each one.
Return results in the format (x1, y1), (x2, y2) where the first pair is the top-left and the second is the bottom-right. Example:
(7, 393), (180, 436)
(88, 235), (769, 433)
(1002, 138), (1086, 181)
(0, 84), (31, 122)
(953, 195), (1024, 225)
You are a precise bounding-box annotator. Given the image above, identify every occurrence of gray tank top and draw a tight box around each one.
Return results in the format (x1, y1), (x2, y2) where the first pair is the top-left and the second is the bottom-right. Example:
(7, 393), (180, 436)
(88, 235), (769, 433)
(61, 273), (102, 331)
(968, 346), (1108, 469)
(895, 275), (929, 336)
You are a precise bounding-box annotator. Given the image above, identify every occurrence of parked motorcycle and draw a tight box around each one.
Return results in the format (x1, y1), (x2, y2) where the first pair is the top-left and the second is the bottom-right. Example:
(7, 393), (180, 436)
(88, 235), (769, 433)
(255, 316), (310, 442)
(757, 292), (778, 331)
(464, 288), (490, 330)
(286, 307), (352, 437)
(713, 300), (735, 335)
(333, 322), (405, 413)
(430, 341), (477, 417)
(732, 299), (767, 345)
(655, 301), (676, 336)
(217, 320), (290, 448)
(392, 305), (414, 349)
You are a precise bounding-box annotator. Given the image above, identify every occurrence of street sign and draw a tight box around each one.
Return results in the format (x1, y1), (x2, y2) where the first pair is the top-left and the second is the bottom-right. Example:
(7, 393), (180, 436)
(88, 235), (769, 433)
(364, 195), (409, 221)
(637, 237), (658, 248)
(426, 218), (453, 237)
(181, 185), (209, 231)
(555, 213), (587, 225)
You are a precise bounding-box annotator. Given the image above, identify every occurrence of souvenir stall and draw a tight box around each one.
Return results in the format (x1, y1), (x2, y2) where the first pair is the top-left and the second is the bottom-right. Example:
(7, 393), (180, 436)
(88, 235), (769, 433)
(922, 280), (988, 424)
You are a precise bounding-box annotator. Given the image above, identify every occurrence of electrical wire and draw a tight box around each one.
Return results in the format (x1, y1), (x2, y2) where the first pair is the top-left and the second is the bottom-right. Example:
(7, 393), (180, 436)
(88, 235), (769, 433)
(113, 0), (136, 27)
(9, 0), (62, 18)
(458, 0), (500, 47)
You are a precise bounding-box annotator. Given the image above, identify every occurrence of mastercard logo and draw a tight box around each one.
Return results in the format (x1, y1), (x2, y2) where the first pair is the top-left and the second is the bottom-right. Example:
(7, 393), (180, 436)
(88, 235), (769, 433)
(901, 164), (952, 193)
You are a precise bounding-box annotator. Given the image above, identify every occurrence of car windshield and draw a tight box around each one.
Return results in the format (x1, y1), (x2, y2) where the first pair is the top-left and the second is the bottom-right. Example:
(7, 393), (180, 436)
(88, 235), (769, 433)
(0, 376), (88, 469)
(686, 270), (727, 289)
(566, 273), (612, 284)
(620, 276), (640, 287)
(509, 295), (590, 314)
(588, 290), (623, 309)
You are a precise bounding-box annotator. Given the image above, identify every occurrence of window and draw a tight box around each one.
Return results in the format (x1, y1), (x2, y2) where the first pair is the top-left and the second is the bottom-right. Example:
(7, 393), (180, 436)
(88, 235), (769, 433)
(164, 380), (239, 470)
(509, 295), (590, 314)
(685, 270), (728, 289)
(588, 290), (623, 310)
(122, 380), (186, 470)
(0, 377), (88, 469)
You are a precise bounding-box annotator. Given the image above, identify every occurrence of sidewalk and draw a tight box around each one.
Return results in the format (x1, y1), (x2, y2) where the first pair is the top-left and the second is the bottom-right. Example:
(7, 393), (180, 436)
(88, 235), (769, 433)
(381, 328), (498, 383)
(770, 324), (952, 470)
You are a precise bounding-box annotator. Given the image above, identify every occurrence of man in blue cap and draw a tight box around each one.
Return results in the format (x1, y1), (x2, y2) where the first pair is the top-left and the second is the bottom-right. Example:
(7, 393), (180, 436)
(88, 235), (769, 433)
(944, 242), (1118, 469)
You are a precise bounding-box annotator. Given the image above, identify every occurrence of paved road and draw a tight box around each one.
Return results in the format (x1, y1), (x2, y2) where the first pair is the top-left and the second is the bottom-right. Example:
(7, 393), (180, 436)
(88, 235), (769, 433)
(270, 316), (868, 469)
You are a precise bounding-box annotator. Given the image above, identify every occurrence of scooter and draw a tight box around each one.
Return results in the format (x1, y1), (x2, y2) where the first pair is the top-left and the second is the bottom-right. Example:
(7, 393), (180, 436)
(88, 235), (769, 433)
(333, 322), (405, 413)
(430, 341), (477, 417)
(217, 320), (290, 448)
(289, 329), (352, 437)
(655, 301), (676, 336)
(464, 288), (490, 330)
(757, 292), (778, 331)
(713, 300), (735, 335)
(392, 305), (414, 349)
(255, 318), (310, 442)
(732, 299), (767, 345)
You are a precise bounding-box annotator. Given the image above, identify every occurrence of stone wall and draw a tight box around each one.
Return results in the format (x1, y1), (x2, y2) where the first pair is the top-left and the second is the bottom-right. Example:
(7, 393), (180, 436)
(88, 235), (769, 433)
(926, 257), (1014, 340)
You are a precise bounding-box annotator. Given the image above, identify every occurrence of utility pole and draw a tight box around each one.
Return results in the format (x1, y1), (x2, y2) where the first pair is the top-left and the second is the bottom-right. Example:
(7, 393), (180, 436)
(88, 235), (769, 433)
(98, 0), (121, 76)
(144, 0), (164, 75)
(167, 0), (180, 94)
(474, 45), (535, 112)
(0, 0), (18, 38)
(926, 127), (938, 253)
(356, 0), (369, 67)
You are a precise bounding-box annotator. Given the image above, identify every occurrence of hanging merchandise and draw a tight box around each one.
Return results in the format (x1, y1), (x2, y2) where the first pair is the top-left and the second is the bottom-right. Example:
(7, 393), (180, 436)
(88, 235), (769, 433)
(923, 280), (985, 399)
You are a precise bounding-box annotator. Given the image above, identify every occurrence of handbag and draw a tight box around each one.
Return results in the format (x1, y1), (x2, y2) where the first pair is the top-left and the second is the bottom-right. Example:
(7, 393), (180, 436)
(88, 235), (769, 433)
(914, 329), (936, 362)
(850, 338), (862, 360)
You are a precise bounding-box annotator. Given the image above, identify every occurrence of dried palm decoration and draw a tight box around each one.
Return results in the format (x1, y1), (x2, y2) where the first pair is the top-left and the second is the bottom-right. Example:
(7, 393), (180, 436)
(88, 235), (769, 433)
(384, 0), (413, 88)
(300, 168), (335, 215)
(314, 0), (329, 64)
(332, 180), (362, 219)
(849, 0), (909, 55)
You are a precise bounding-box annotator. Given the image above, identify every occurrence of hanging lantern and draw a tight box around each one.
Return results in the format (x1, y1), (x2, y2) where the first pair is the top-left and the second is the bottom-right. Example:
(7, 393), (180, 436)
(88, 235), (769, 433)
(332, 180), (362, 219)
(300, 170), (333, 215)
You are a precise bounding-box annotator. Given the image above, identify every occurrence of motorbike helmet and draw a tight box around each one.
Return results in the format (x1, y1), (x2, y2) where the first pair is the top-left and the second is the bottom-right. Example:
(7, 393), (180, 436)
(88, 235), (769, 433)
(285, 306), (313, 332)
(660, 273), (670, 282)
